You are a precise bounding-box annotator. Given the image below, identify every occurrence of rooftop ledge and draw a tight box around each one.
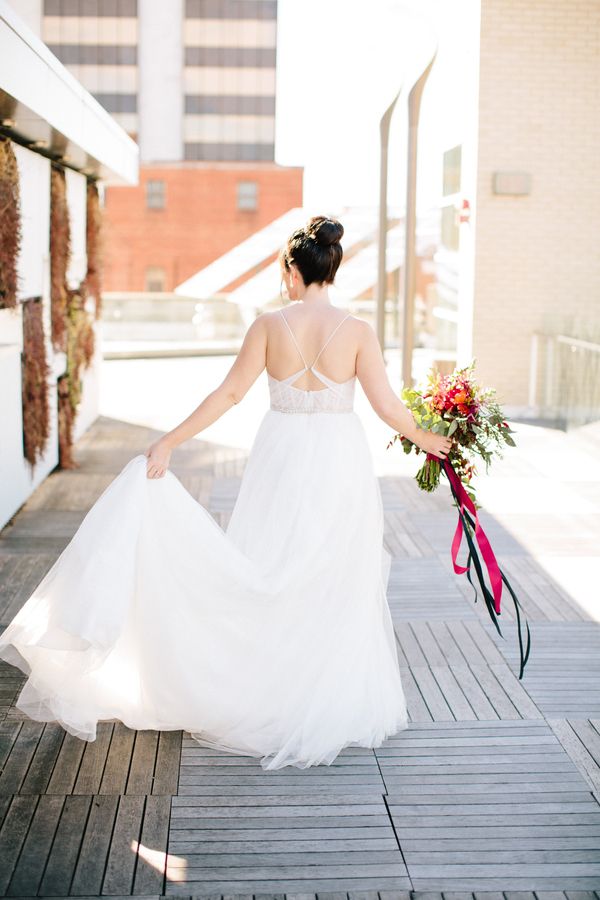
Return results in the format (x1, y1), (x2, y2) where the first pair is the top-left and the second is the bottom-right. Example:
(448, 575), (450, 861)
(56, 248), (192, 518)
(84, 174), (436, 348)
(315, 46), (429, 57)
(0, 0), (138, 185)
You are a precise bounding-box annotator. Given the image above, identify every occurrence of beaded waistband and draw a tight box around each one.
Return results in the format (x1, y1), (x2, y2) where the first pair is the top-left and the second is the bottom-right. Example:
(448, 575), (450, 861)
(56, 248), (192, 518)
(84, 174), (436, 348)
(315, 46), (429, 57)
(270, 405), (354, 414)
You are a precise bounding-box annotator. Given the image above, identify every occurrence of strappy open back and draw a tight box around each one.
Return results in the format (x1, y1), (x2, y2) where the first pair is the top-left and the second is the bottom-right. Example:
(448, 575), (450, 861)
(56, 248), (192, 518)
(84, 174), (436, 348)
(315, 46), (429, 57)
(268, 309), (356, 414)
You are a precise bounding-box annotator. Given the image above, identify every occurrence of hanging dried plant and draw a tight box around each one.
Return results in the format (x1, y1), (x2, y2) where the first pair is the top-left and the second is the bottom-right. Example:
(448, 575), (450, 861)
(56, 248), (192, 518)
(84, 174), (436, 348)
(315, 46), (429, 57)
(50, 166), (70, 352)
(84, 180), (104, 318)
(57, 285), (95, 468)
(0, 137), (22, 309)
(21, 297), (51, 467)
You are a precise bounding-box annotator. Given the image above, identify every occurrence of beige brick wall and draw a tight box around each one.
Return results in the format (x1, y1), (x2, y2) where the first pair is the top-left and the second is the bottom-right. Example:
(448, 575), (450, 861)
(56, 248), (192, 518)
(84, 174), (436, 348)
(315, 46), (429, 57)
(472, 0), (600, 410)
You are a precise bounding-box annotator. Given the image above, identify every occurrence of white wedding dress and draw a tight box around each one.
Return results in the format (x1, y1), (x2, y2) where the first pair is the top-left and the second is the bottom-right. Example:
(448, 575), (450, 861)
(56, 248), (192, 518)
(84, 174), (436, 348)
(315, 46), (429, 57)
(0, 310), (409, 770)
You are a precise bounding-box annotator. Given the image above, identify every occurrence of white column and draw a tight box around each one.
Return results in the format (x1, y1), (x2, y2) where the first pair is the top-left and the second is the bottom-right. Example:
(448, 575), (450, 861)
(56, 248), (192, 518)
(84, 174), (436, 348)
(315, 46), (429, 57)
(138, 0), (184, 163)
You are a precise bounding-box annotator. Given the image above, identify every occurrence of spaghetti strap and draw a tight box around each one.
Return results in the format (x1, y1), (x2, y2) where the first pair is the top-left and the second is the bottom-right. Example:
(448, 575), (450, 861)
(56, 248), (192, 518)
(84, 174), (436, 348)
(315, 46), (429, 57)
(311, 313), (352, 367)
(279, 310), (308, 369)
(279, 309), (353, 370)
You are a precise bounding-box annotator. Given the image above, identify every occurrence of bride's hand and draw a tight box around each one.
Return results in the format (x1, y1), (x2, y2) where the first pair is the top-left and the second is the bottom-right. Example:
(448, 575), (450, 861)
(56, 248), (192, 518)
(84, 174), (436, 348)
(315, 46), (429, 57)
(145, 437), (172, 479)
(420, 431), (453, 460)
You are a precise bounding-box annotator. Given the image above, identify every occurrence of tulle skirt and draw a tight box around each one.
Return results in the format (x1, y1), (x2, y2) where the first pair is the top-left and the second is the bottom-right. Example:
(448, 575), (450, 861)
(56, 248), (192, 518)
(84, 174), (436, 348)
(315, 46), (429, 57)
(0, 408), (408, 770)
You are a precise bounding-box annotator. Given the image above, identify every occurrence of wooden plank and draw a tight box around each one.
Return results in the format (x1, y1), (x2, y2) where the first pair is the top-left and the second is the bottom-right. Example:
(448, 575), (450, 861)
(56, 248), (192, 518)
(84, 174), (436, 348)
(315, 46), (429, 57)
(73, 721), (113, 794)
(19, 722), (65, 793)
(0, 722), (20, 773)
(409, 622), (448, 667)
(427, 666), (478, 720)
(170, 826), (394, 842)
(37, 794), (92, 896)
(0, 720), (43, 794)
(467, 663), (524, 719)
(102, 794), (145, 894)
(0, 793), (10, 830)
(165, 881), (409, 893)
(127, 729), (159, 795)
(152, 729), (182, 794)
(70, 794), (119, 894)
(5, 793), (64, 895)
(133, 794), (171, 894)
(170, 836), (399, 855)
(165, 862), (408, 880)
(445, 665), (501, 719)
(548, 719), (600, 794)
(171, 814), (392, 833)
(0, 553), (57, 623)
(171, 793), (402, 809)
(0, 795), (37, 892)
(489, 662), (545, 719)
(397, 665), (431, 723)
(395, 623), (428, 667)
(408, 667), (454, 721)
(47, 730), (87, 794)
(99, 721), (136, 794)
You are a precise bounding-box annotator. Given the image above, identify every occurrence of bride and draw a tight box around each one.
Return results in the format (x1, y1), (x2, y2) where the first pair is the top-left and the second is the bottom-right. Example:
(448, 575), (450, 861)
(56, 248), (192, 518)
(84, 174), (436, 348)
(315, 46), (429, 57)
(0, 215), (451, 771)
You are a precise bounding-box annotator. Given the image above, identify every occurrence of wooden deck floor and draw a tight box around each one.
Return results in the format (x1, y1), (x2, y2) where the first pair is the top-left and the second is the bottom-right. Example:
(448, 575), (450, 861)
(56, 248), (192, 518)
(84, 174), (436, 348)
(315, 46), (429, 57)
(1, 415), (600, 896)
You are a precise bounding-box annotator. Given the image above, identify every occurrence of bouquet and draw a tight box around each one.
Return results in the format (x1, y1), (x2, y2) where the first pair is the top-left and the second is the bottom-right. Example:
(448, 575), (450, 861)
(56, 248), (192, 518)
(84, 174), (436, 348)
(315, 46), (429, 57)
(387, 360), (531, 678)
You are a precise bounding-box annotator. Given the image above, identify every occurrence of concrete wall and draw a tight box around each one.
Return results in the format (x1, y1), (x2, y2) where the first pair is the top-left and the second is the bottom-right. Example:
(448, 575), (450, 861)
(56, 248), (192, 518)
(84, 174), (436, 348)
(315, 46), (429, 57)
(473, 0), (600, 412)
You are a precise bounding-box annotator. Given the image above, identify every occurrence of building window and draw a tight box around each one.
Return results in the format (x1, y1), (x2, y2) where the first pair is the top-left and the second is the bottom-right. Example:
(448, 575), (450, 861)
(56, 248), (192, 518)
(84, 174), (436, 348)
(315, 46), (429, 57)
(441, 204), (459, 252)
(442, 145), (461, 197)
(145, 267), (166, 292)
(146, 180), (165, 209)
(237, 180), (258, 211)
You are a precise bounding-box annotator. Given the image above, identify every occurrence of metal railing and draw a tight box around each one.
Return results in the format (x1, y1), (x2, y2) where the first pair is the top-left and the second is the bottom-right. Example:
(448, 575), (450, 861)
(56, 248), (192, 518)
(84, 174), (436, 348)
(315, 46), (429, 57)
(530, 331), (600, 429)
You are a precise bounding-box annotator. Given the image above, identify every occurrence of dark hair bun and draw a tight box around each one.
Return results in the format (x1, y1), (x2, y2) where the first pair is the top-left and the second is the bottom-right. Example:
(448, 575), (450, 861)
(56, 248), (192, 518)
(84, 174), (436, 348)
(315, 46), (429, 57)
(305, 215), (344, 247)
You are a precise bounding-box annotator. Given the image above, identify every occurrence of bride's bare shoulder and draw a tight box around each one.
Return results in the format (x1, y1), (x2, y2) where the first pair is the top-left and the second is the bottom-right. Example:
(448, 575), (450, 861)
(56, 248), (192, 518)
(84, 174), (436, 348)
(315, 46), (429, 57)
(349, 315), (377, 341)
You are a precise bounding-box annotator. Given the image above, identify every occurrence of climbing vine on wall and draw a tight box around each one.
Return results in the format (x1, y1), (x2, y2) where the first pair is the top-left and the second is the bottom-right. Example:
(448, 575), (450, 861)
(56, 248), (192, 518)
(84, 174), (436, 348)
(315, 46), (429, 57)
(49, 164), (99, 468)
(3, 154), (103, 470)
(84, 180), (104, 318)
(0, 137), (22, 309)
(57, 285), (95, 469)
(50, 166), (70, 352)
(21, 297), (51, 467)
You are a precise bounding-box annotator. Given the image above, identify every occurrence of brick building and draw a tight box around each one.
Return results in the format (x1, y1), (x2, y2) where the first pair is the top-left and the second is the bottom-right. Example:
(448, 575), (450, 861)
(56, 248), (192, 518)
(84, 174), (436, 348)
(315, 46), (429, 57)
(467, 0), (600, 412)
(36, 0), (303, 291)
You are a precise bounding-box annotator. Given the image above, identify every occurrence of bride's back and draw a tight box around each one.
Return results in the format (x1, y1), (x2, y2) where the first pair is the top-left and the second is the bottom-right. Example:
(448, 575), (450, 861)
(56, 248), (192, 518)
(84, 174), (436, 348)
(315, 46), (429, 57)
(267, 305), (358, 392)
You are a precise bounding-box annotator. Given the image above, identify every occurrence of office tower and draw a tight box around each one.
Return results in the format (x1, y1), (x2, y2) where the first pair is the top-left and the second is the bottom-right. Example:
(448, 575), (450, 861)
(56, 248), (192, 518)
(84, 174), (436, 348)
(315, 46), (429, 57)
(40, 0), (303, 291)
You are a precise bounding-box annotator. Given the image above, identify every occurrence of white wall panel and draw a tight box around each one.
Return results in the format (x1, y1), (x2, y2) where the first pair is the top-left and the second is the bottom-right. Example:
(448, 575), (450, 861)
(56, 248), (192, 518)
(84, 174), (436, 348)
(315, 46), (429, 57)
(14, 143), (50, 302)
(65, 167), (88, 289)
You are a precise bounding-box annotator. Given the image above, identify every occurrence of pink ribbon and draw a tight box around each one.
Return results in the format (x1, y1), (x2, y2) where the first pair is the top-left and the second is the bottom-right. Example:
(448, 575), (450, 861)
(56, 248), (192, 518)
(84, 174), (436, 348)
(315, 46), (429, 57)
(428, 453), (503, 614)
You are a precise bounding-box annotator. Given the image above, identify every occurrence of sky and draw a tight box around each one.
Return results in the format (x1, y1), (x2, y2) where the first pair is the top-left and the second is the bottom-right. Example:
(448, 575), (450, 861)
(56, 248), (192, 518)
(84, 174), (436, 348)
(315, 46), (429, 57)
(274, 0), (480, 214)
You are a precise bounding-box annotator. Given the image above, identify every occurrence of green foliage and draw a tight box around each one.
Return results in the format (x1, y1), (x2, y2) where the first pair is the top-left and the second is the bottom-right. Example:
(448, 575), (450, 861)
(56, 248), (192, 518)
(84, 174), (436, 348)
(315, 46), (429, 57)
(389, 359), (517, 505)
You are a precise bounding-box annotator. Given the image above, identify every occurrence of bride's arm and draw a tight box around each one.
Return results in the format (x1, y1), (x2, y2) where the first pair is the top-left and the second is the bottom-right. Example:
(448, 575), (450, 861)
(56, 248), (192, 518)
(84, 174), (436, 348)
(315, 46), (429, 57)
(145, 315), (268, 478)
(355, 320), (452, 460)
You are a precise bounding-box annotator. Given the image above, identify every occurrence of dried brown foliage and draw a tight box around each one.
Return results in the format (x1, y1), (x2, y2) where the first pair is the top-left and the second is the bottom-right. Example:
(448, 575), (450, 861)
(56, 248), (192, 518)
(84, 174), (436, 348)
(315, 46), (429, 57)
(50, 166), (70, 352)
(85, 180), (104, 318)
(21, 297), (51, 467)
(57, 286), (95, 468)
(0, 137), (22, 309)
